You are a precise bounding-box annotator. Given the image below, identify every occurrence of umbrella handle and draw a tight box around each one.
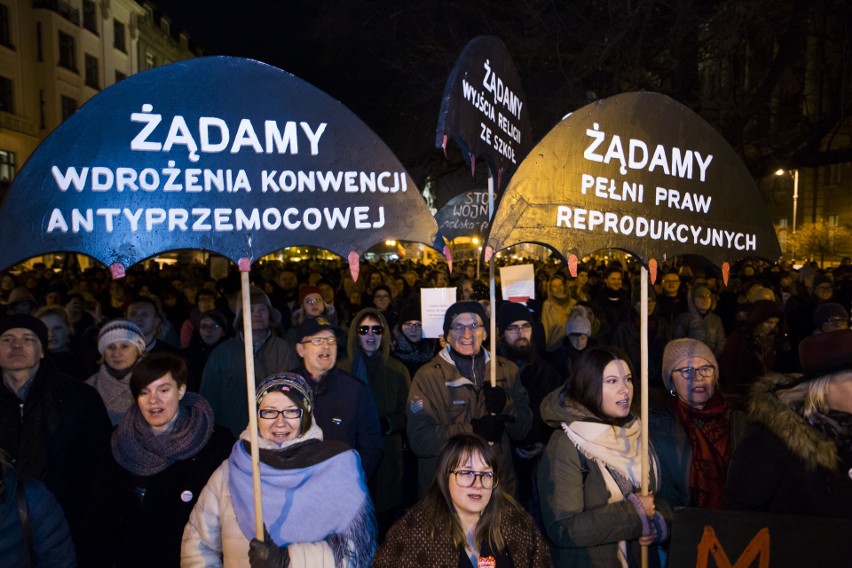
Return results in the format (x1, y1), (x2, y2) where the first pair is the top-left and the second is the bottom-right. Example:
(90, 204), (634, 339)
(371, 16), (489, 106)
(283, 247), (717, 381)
(640, 266), (650, 568)
(239, 269), (264, 539)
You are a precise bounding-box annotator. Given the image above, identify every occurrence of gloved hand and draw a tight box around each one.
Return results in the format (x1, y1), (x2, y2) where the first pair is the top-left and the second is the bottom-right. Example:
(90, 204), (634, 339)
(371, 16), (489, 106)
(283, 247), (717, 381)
(249, 525), (290, 568)
(482, 383), (508, 414)
(471, 414), (506, 443)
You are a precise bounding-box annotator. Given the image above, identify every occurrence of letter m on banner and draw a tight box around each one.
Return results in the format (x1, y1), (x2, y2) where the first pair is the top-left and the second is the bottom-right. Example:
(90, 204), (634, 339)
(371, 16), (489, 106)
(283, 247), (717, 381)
(696, 526), (770, 568)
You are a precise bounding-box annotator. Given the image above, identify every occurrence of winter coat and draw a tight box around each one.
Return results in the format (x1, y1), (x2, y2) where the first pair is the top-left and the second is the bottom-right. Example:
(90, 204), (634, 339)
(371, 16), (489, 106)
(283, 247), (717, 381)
(719, 301), (795, 386)
(406, 349), (533, 497)
(0, 471), (76, 567)
(86, 364), (134, 426)
(113, 426), (233, 567)
(672, 287), (727, 357)
(201, 332), (297, 437)
(181, 425), (370, 568)
(372, 497), (553, 568)
(725, 373), (852, 518)
(610, 310), (671, 400)
(537, 389), (670, 567)
(338, 307), (410, 512)
(0, 360), (115, 567)
(648, 401), (747, 508)
(290, 364), (384, 481)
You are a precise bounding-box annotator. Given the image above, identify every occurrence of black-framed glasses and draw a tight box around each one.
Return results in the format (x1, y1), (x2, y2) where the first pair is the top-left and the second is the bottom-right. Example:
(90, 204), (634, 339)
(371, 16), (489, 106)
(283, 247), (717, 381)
(450, 322), (480, 335)
(301, 336), (337, 346)
(673, 365), (715, 380)
(450, 469), (496, 489)
(258, 408), (303, 420)
(401, 321), (422, 328)
(358, 325), (384, 336)
(504, 322), (532, 334)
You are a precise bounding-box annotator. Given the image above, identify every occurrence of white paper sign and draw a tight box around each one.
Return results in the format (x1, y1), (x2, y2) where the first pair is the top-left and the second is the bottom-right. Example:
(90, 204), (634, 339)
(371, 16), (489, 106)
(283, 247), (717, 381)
(420, 287), (458, 338)
(500, 264), (535, 300)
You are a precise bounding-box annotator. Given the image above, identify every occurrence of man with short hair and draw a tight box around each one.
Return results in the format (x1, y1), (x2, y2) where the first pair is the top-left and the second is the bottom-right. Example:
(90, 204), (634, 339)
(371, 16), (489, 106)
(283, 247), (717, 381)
(126, 295), (179, 352)
(201, 287), (297, 437)
(290, 316), (383, 480)
(0, 314), (115, 566)
(407, 301), (532, 497)
(655, 271), (688, 324)
(592, 266), (631, 329)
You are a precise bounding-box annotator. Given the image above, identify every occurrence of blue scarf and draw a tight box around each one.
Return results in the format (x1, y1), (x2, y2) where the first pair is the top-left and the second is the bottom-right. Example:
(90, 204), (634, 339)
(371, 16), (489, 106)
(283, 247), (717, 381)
(227, 435), (376, 567)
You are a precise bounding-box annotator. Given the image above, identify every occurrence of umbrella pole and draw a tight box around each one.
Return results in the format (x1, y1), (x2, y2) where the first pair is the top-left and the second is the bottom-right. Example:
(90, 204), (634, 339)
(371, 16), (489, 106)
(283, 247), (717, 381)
(640, 265), (649, 567)
(488, 174), (497, 388)
(240, 270), (264, 539)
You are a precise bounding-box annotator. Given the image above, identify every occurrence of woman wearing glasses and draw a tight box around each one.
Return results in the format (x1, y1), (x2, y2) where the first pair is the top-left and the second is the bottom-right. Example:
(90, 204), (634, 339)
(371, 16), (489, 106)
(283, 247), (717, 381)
(372, 433), (551, 567)
(649, 339), (746, 509)
(182, 372), (376, 567)
(338, 308), (411, 538)
(537, 347), (671, 567)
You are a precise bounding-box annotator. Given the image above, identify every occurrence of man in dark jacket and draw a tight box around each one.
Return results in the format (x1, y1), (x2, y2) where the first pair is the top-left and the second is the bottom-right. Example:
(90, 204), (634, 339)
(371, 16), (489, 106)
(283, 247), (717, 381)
(0, 313), (115, 567)
(290, 316), (384, 480)
(496, 301), (562, 514)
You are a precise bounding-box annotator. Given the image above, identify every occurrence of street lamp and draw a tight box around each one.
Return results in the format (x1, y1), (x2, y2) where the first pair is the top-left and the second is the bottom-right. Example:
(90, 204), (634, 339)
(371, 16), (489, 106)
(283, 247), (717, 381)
(775, 168), (799, 233)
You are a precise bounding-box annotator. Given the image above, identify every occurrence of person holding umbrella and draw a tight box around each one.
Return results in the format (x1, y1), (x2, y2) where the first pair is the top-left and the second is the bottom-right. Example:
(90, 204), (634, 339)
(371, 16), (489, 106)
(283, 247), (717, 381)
(537, 347), (671, 567)
(181, 372), (376, 567)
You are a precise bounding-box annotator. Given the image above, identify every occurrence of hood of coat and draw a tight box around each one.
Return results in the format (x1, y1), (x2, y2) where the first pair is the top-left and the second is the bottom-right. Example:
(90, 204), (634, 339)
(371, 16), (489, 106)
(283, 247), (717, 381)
(687, 285), (716, 316)
(540, 386), (596, 428)
(347, 307), (390, 363)
(748, 372), (839, 472)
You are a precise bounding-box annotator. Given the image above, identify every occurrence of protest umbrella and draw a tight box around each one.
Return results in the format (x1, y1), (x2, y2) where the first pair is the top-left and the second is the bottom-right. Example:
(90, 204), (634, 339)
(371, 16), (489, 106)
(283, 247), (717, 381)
(0, 56), (445, 537)
(484, 91), (781, 564)
(436, 36), (532, 385)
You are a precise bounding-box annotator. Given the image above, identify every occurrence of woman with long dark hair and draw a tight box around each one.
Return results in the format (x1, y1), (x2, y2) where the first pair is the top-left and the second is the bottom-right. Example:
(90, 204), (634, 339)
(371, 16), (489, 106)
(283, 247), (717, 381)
(373, 433), (551, 567)
(537, 347), (671, 567)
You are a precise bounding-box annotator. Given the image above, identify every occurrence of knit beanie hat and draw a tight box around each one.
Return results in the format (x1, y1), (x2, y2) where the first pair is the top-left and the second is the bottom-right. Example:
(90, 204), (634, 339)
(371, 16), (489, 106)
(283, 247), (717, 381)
(0, 313), (48, 349)
(812, 302), (849, 327)
(233, 286), (282, 329)
(398, 303), (422, 324)
(299, 285), (322, 305)
(798, 329), (852, 379)
(496, 301), (532, 334)
(565, 312), (592, 337)
(443, 301), (488, 337)
(98, 319), (146, 355)
(661, 338), (718, 391)
(256, 372), (315, 413)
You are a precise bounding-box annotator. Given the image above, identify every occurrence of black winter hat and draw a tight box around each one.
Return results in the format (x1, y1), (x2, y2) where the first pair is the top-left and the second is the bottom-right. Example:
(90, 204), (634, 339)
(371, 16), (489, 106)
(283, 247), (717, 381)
(0, 313), (48, 349)
(496, 302), (532, 334)
(443, 301), (488, 337)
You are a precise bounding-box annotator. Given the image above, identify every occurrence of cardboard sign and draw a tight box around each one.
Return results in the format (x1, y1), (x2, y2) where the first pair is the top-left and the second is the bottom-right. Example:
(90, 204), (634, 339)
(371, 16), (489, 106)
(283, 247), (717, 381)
(499, 263), (535, 300)
(420, 287), (458, 338)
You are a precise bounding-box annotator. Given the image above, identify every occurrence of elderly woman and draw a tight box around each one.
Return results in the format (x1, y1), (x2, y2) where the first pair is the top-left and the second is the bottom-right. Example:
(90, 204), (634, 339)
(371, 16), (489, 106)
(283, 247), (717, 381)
(649, 339), (746, 509)
(181, 372), (376, 567)
(373, 433), (552, 567)
(537, 347), (671, 567)
(725, 329), (852, 517)
(87, 319), (147, 426)
(111, 352), (233, 567)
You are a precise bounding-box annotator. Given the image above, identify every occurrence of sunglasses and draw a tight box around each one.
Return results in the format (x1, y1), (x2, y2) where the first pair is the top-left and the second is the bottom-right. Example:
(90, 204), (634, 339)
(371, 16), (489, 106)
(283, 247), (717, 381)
(358, 325), (384, 336)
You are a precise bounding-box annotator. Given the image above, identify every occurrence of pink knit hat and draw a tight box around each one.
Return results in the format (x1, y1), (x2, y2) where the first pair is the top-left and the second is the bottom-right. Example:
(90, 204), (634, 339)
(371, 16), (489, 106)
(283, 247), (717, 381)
(662, 338), (718, 391)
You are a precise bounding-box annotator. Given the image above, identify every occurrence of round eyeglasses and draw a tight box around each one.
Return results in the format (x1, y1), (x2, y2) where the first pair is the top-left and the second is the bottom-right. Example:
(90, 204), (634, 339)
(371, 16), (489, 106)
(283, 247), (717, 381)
(450, 469), (496, 489)
(673, 365), (715, 380)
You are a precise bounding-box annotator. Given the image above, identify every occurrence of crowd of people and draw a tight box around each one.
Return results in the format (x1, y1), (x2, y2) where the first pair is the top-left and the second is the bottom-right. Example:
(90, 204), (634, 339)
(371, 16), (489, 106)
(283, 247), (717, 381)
(0, 252), (850, 567)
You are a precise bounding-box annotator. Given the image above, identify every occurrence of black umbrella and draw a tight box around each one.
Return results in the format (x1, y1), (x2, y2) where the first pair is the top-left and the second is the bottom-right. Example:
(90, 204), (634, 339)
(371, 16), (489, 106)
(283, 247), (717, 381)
(0, 56), (444, 537)
(484, 92), (780, 565)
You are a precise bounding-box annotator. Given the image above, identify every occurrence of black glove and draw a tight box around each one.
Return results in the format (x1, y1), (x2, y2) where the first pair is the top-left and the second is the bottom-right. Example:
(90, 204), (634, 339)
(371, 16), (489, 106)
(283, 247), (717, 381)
(379, 416), (392, 435)
(471, 414), (505, 443)
(482, 383), (508, 414)
(249, 525), (290, 568)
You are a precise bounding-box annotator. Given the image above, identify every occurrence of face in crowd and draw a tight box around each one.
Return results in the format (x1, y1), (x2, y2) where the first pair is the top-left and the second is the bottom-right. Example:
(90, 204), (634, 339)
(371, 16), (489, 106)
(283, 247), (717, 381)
(447, 312), (485, 357)
(258, 391), (303, 443)
(136, 371), (186, 434)
(670, 355), (717, 410)
(358, 315), (383, 356)
(600, 358), (632, 420)
(296, 329), (337, 376)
